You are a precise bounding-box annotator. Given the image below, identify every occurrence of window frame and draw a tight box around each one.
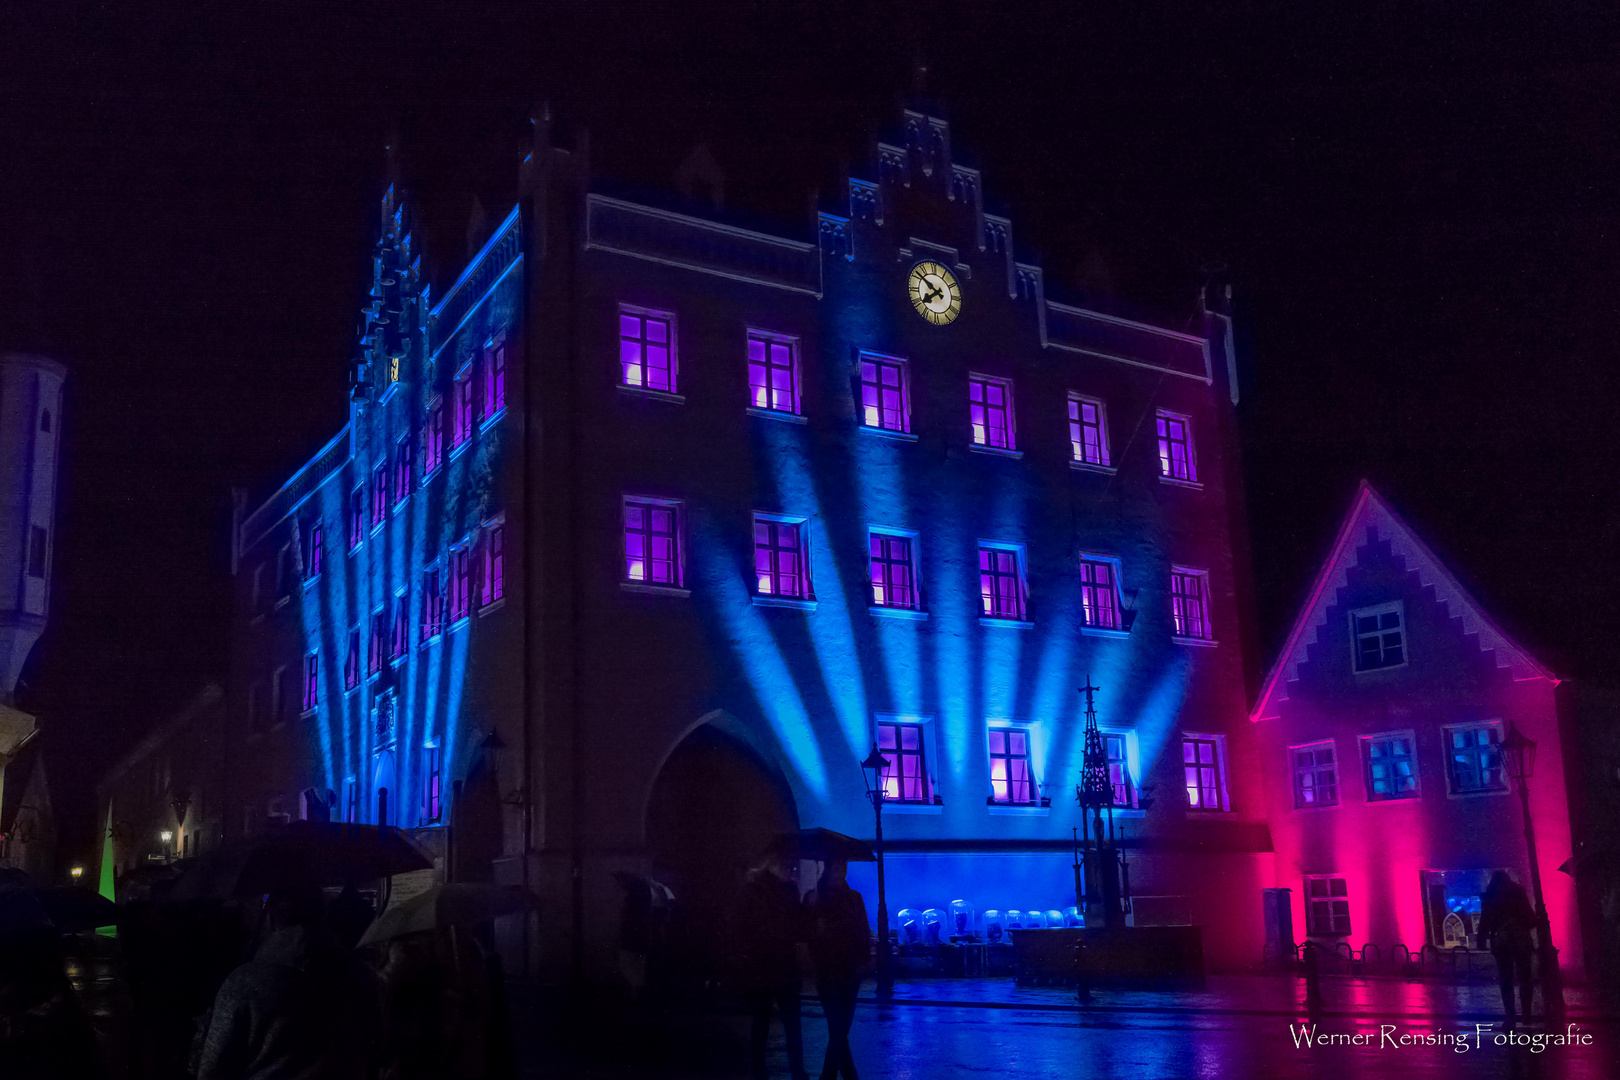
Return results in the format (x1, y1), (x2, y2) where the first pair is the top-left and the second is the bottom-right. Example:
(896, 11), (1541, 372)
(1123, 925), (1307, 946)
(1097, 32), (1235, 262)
(480, 516), (505, 608)
(876, 719), (935, 805)
(420, 566), (444, 643)
(1444, 721), (1511, 797)
(868, 528), (921, 612)
(303, 521), (323, 581)
(1181, 733), (1230, 811)
(987, 724), (1040, 806)
(1155, 409), (1199, 485)
(1291, 740), (1340, 810)
(622, 496), (685, 590)
(389, 591), (409, 662)
(452, 363), (475, 451)
(1362, 729), (1420, 801)
(745, 329), (802, 417)
(977, 542), (1029, 624)
(968, 372), (1017, 453)
(344, 628), (360, 691)
(1350, 601), (1408, 673)
(449, 540), (474, 624)
(393, 433), (412, 508)
(752, 513), (814, 604)
(1170, 566), (1214, 644)
(370, 461), (389, 529)
(1101, 729), (1140, 809)
(1305, 875), (1352, 937)
(368, 608), (385, 677)
(348, 485), (365, 551)
(1067, 393), (1112, 471)
(482, 337), (507, 421)
(423, 744), (444, 823)
(857, 352), (911, 436)
(423, 395), (445, 476)
(1077, 553), (1124, 634)
(619, 304), (679, 396)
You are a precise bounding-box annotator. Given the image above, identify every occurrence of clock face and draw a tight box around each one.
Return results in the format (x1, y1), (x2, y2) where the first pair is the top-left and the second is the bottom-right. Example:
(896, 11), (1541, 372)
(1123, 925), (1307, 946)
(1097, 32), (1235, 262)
(908, 260), (962, 325)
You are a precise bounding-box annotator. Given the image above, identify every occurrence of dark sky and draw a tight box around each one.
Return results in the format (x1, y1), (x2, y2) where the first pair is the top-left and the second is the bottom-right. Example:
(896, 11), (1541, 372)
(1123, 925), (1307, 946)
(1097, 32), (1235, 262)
(6, 2), (1620, 858)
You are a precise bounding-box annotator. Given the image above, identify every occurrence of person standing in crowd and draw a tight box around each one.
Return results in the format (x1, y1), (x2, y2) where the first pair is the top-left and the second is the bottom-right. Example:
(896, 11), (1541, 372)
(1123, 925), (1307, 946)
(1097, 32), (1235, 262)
(196, 880), (382, 1080)
(0, 886), (103, 1080)
(808, 860), (870, 1080)
(1479, 870), (1537, 1030)
(737, 849), (808, 1080)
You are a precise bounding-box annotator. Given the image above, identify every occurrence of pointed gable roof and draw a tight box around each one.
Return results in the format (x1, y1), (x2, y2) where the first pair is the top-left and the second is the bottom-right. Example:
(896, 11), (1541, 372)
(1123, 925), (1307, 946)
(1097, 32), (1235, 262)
(1251, 481), (1556, 721)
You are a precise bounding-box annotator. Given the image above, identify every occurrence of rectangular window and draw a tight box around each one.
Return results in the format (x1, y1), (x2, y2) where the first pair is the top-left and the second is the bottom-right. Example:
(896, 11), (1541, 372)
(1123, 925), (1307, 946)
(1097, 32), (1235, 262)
(1352, 603), (1406, 671)
(868, 533), (917, 610)
(1182, 736), (1225, 809)
(394, 434), (412, 506)
(344, 629), (360, 691)
(349, 486), (364, 550)
(1155, 410), (1197, 482)
(304, 522), (322, 579)
(620, 307), (676, 393)
(1364, 732), (1419, 800)
(623, 498), (682, 586)
(481, 521), (505, 606)
(484, 340), (507, 417)
(421, 568), (443, 641)
(1446, 723), (1508, 794)
(1292, 742), (1339, 808)
(450, 543), (473, 622)
(1170, 567), (1212, 641)
(390, 595), (409, 659)
(988, 727), (1036, 805)
(424, 397), (445, 474)
(371, 462), (388, 526)
(1078, 558), (1120, 631)
(858, 355), (909, 433)
(424, 746), (443, 823)
(1306, 876), (1352, 936)
(368, 610), (385, 676)
(1068, 395), (1110, 467)
(1098, 733), (1133, 808)
(978, 546), (1026, 621)
(968, 374), (1015, 450)
(26, 525), (47, 578)
(453, 367), (474, 448)
(344, 777), (358, 824)
(302, 653), (319, 713)
(747, 332), (799, 414)
(753, 517), (811, 599)
(877, 721), (930, 803)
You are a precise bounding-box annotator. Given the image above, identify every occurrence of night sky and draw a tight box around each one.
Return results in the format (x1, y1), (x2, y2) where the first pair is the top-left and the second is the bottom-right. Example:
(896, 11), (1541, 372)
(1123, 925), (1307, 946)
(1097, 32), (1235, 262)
(6, 2), (1620, 859)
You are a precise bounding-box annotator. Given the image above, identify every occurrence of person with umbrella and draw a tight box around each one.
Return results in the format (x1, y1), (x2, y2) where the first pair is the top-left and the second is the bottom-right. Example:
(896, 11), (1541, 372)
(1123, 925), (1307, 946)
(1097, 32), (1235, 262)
(0, 883), (104, 1079)
(737, 842), (809, 1080)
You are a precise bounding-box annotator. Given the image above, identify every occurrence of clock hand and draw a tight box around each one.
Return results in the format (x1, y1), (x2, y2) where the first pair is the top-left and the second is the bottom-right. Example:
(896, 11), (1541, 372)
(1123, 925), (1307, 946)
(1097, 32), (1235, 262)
(921, 285), (943, 304)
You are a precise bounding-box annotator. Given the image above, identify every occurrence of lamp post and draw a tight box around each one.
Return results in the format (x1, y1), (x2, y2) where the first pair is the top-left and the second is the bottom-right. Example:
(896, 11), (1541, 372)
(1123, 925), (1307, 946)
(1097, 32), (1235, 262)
(159, 830), (174, 864)
(1500, 723), (1565, 1018)
(860, 743), (894, 999)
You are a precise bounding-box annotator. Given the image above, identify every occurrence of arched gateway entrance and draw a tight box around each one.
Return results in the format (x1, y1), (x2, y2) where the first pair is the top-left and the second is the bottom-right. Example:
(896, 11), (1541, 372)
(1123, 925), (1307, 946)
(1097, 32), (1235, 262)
(645, 723), (797, 981)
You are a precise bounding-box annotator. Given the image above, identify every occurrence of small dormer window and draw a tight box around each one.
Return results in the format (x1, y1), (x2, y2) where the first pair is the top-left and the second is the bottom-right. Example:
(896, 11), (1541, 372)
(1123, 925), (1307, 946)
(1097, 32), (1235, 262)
(1351, 602), (1406, 672)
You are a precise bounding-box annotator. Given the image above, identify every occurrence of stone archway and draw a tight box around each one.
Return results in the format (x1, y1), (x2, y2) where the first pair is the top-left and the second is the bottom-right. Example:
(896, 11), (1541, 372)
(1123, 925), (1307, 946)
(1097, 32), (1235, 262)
(645, 723), (797, 980)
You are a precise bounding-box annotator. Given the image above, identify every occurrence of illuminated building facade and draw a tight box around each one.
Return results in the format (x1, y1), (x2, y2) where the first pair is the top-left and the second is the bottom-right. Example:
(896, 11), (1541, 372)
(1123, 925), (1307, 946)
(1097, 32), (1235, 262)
(1251, 482), (1577, 972)
(229, 108), (1269, 979)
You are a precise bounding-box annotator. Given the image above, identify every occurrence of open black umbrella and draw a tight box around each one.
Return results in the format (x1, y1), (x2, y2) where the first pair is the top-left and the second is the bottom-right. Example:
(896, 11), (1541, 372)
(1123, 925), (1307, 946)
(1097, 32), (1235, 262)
(169, 821), (431, 901)
(357, 883), (536, 947)
(0, 874), (119, 932)
(775, 828), (876, 863)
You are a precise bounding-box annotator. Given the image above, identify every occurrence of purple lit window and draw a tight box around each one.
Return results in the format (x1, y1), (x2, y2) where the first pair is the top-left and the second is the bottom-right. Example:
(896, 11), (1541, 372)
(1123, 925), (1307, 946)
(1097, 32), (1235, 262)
(368, 610), (385, 676)
(450, 544), (472, 622)
(1293, 743), (1339, 808)
(978, 547), (1025, 620)
(349, 486), (364, 550)
(344, 629), (360, 690)
(484, 340), (506, 417)
(754, 517), (811, 599)
(988, 728), (1035, 805)
(1068, 395), (1110, 467)
(481, 522), (504, 606)
(1183, 736), (1224, 809)
(1446, 724), (1508, 794)
(1306, 877), (1351, 936)
(424, 746), (443, 823)
(620, 308), (675, 393)
(421, 569), (443, 641)
(390, 596), (409, 660)
(453, 367), (474, 448)
(1171, 568), (1211, 640)
(869, 533), (916, 609)
(424, 397), (445, 474)
(302, 653), (318, 712)
(969, 374), (1014, 450)
(305, 522), (322, 579)
(1156, 411), (1196, 482)
(859, 355), (909, 433)
(394, 434), (412, 506)
(371, 463), (388, 526)
(1104, 734), (1133, 807)
(624, 499), (682, 586)
(877, 722), (930, 803)
(1078, 559), (1119, 630)
(1365, 734), (1418, 800)
(747, 333), (799, 413)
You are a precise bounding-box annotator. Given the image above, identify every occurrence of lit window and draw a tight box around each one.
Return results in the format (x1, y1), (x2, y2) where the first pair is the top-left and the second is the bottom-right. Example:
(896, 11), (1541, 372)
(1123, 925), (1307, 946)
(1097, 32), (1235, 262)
(304, 522), (322, 579)
(877, 722), (930, 803)
(858, 355), (909, 433)
(753, 517), (811, 599)
(1068, 395), (1110, 467)
(453, 366), (474, 448)
(1182, 735), (1225, 809)
(371, 462), (388, 526)
(480, 520), (504, 606)
(1170, 567), (1212, 641)
(421, 568), (443, 641)
(424, 397), (445, 474)
(1364, 733), (1418, 800)
(968, 374), (1015, 450)
(747, 333), (799, 414)
(423, 746), (443, 823)
(1306, 876), (1352, 936)
(1446, 723), (1508, 794)
(869, 533), (917, 610)
(620, 307), (676, 393)
(1104, 733), (1134, 808)
(483, 340), (507, 417)
(1078, 558), (1120, 630)
(978, 546), (1026, 621)
(624, 498), (682, 586)
(1155, 410), (1197, 483)
(988, 728), (1036, 805)
(302, 653), (319, 712)
(349, 486), (364, 550)
(1351, 603), (1405, 671)
(344, 629), (360, 691)
(1292, 742), (1339, 808)
(368, 610), (385, 676)
(344, 777), (358, 824)
(450, 543), (473, 622)
(394, 434), (412, 506)
(390, 595), (409, 660)
(26, 526), (47, 578)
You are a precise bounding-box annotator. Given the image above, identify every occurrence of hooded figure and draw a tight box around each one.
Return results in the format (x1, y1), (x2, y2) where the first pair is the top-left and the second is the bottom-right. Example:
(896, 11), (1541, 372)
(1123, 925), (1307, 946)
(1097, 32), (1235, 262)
(1478, 871), (1537, 1029)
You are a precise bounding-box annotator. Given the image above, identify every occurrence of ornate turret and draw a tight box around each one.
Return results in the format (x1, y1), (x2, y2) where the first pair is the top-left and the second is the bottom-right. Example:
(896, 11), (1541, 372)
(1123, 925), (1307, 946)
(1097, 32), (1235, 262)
(351, 178), (427, 403)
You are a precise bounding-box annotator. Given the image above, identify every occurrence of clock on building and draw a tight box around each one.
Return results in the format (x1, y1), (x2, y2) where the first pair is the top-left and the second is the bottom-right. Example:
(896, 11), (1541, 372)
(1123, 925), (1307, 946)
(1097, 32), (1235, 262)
(908, 260), (962, 325)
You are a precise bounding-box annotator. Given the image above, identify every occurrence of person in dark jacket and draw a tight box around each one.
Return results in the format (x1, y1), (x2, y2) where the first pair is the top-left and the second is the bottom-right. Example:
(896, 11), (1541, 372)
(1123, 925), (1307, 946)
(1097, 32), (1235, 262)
(737, 851), (808, 1080)
(197, 881), (382, 1080)
(1478, 871), (1537, 1029)
(807, 860), (870, 1080)
(0, 892), (104, 1080)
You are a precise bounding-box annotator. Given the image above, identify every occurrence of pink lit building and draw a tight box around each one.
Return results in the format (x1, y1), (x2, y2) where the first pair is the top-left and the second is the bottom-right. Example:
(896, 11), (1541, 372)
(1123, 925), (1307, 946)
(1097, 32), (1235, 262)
(1251, 482), (1577, 973)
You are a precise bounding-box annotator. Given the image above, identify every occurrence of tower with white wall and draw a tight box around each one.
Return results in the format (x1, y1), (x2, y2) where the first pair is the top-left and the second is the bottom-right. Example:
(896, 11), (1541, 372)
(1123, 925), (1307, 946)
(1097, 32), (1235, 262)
(0, 352), (66, 705)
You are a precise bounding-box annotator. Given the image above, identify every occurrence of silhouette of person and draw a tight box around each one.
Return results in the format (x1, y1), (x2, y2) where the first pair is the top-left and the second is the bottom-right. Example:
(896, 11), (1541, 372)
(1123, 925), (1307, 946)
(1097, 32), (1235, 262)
(1478, 870), (1536, 1029)
(808, 860), (870, 1080)
(737, 849), (808, 1080)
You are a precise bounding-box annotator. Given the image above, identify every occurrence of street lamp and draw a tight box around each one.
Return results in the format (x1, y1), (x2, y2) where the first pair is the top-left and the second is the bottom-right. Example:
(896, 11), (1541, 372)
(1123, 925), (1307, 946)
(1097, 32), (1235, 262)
(69, 866), (84, 881)
(1500, 723), (1565, 1017)
(860, 743), (894, 999)
(159, 830), (174, 864)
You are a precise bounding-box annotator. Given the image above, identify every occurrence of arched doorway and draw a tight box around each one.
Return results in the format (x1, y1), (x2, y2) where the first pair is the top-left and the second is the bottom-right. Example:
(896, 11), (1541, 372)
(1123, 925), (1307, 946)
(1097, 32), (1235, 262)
(645, 723), (797, 982)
